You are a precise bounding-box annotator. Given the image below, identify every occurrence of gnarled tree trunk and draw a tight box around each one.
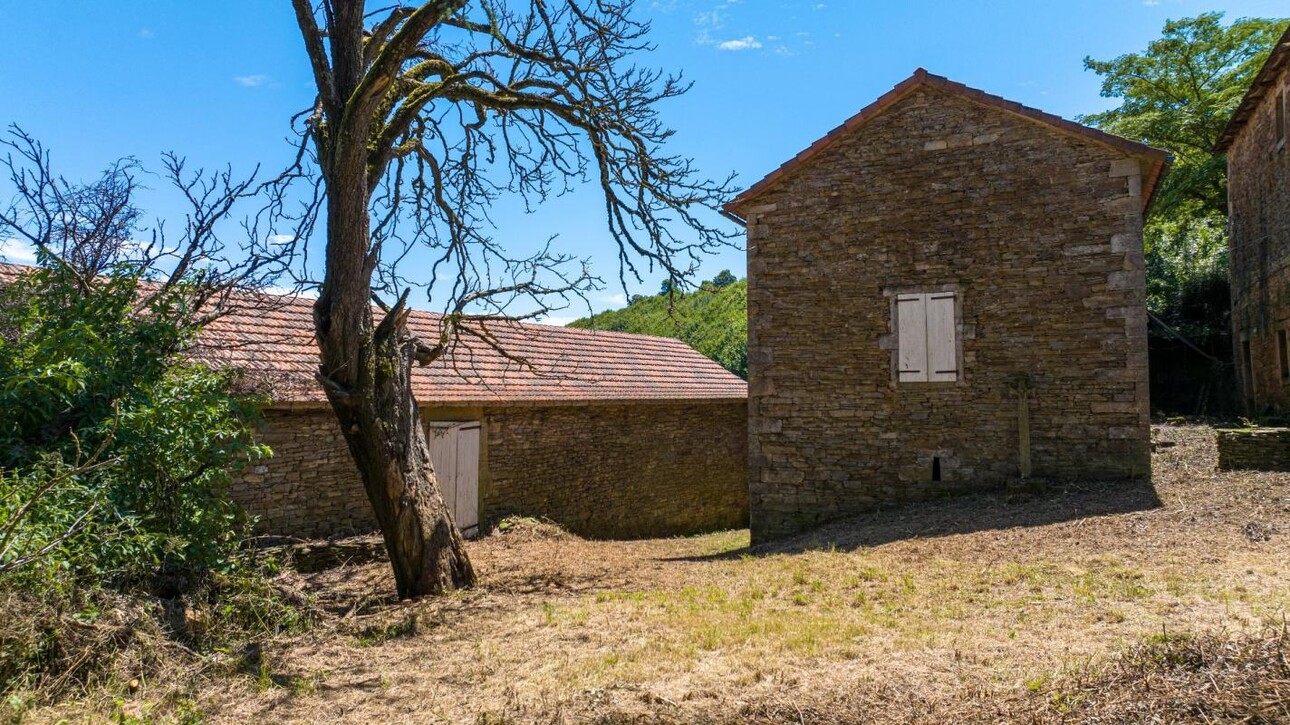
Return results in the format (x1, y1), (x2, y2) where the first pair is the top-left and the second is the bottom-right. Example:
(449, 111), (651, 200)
(313, 190), (475, 598)
(308, 2), (475, 596)
(288, 0), (734, 598)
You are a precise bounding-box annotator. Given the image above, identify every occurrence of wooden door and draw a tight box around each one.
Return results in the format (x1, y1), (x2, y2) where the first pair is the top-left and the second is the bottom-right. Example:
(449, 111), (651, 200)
(425, 422), (481, 536)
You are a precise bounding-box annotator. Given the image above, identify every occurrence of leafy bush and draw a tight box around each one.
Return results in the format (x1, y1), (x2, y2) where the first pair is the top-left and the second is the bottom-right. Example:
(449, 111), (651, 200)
(1144, 214), (1229, 336)
(0, 263), (268, 587)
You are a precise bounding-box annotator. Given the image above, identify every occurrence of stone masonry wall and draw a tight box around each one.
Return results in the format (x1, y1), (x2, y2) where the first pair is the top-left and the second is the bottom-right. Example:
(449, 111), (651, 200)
(744, 85), (1152, 542)
(1216, 428), (1290, 471)
(481, 400), (749, 538)
(1227, 62), (1290, 414)
(230, 400), (748, 539)
(229, 409), (374, 538)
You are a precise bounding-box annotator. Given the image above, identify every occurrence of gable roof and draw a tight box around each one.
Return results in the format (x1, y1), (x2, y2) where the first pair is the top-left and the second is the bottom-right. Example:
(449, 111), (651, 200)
(1216, 23), (1290, 152)
(725, 68), (1171, 217)
(0, 263), (747, 406)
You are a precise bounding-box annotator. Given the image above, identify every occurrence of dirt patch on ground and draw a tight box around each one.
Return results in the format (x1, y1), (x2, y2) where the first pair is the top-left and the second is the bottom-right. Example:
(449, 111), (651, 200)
(36, 424), (1290, 723)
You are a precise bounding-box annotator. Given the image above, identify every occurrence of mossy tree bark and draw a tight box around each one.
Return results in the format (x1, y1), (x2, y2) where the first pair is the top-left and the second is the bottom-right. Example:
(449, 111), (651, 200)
(285, 0), (736, 597)
(297, 0), (474, 598)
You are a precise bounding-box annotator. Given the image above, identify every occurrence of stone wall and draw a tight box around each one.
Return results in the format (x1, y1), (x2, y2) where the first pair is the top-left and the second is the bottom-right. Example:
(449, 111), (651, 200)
(1216, 428), (1290, 471)
(229, 400), (748, 539)
(1227, 62), (1290, 414)
(229, 409), (373, 538)
(481, 400), (748, 538)
(743, 85), (1152, 542)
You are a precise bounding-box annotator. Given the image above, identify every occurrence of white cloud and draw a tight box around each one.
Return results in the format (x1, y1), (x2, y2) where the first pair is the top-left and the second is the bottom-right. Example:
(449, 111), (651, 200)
(717, 36), (762, 51)
(138, 28), (155, 39)
(533, 315), (579, 327)
(263, 284), (320, 299)
(694, 0), (748, 47)
(600, 292), (627, 307)
(695, 0), (741, 30)
(0, 238), (38, 265)
(267, 234), (296, 245)
(234, 74), (273, 88)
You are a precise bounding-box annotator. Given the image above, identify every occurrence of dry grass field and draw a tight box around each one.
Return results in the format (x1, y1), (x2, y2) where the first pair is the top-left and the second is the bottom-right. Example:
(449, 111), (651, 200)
(45, 424), (1290, 723)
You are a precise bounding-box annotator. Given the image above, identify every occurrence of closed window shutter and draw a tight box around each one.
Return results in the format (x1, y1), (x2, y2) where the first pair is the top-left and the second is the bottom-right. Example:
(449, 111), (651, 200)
(897, 294), (928, 382)
(926, 293), (957, 382)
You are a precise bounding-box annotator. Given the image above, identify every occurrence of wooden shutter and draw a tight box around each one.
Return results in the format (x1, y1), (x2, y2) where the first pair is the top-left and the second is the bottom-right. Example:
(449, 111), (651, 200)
(926, 293), (957, 382)
(897, 294), (928, 382)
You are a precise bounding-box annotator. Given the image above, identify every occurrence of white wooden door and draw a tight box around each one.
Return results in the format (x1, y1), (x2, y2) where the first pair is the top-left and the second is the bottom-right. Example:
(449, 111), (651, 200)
(425, 422), (481, 536)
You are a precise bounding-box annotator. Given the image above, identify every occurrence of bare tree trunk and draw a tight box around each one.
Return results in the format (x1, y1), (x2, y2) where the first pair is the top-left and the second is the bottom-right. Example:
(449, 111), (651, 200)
(285, 0), (734, 598)
(311, 73), (474, 597)
(317, 322), (475, 598)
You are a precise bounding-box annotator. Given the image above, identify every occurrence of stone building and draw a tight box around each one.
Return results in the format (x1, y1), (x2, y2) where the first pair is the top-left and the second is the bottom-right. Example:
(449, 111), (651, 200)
(1217, 24), (1290, 414)
(197, 295), (748, 539)
(725, 70), (1169, 542)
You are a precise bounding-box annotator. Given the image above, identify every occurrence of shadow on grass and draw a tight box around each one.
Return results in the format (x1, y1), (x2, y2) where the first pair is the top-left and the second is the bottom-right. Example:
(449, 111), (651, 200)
(667, 477), (1164, 562)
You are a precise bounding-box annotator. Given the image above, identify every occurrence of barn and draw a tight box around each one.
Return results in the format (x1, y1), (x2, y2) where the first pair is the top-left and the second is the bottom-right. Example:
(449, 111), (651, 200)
(197, 293), (749, 540)
(725, 69), (1169, 542)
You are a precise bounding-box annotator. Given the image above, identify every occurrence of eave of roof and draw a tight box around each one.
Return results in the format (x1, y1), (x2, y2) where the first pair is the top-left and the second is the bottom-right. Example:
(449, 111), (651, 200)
(724, 68), (1171, 217)
(0, 262), (748, 405)
(1216, 23), (1290, 152)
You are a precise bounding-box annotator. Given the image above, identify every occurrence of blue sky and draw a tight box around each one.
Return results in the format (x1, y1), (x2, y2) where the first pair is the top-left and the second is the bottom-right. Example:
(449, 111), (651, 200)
(0, 0), (1284, 322)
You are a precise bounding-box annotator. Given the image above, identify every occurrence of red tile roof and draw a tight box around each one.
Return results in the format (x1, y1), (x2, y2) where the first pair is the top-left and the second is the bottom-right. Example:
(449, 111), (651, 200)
(0, 263), (747, 406)
(725, 68), (1171, 216)
(1216, 23), (1290, 152)
(201, 295), (748, 405)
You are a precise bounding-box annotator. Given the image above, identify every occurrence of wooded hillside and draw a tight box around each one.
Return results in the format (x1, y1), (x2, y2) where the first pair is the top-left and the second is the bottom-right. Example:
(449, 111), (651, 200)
(569, 273), (748, 379)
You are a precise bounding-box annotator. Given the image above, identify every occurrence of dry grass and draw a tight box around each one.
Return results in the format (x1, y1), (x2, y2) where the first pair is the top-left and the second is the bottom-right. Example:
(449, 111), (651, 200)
(29, 424), (1290, 723)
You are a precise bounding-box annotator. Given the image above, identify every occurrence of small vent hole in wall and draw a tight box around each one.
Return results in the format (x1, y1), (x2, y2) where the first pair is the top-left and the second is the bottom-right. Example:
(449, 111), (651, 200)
(931, 456), (942, 482)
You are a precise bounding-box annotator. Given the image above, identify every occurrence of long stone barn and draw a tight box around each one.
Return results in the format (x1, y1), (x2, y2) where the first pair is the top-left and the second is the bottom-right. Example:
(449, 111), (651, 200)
(725, 69), (1170, 542)
(196, 295), (749, 539)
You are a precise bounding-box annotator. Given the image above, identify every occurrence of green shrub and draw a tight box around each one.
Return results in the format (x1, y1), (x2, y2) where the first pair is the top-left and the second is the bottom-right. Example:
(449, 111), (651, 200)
(0, 263), (268, 587)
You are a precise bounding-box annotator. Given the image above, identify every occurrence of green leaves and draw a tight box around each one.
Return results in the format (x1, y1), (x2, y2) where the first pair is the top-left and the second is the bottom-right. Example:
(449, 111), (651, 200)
(571, 275), (748, 379)
(0, 264), (266, 586)
(1081, 12), (1288, 218)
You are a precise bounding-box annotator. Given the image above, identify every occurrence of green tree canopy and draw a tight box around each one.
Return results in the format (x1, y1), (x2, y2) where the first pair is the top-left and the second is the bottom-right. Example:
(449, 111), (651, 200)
(1081, 12), (1287, 218)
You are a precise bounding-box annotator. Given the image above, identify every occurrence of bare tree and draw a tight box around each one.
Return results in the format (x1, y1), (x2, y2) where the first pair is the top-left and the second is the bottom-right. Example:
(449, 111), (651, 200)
(277, 0), (735, 597)
(0, 126), (287, 325)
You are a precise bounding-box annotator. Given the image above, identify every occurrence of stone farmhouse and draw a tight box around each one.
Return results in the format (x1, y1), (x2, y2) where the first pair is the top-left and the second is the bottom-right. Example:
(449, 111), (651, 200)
(195, 294), (749, 539)
(1217, 23), (1290, 414)
(725, 70), (1170, 542)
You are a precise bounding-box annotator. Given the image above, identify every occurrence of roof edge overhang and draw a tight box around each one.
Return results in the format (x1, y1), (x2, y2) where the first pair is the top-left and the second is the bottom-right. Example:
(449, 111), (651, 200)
(263, 395), (748, 411)
(1216, 23), (1290, 152)
(724, 68), (1171, 216)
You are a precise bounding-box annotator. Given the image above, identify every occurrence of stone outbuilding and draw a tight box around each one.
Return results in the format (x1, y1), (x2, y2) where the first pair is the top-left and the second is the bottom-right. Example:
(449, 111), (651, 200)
(197, 295), (749, 539)
(725, 69), (1169, 542)
(1217, 23), (1290, 414)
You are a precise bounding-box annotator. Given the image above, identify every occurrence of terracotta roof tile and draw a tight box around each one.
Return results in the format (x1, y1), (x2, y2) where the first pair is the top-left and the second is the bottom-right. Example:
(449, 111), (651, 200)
(0, 263), (748, 405)
(725, 68), (1171, 216)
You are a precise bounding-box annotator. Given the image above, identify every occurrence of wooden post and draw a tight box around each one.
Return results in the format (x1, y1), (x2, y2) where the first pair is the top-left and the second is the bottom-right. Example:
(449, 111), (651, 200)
(1008, 373), (1034, 479)
(1017, 388), (1031, 479)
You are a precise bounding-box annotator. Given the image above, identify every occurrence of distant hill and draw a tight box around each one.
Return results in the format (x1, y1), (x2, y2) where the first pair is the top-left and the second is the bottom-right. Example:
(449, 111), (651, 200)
(569, 273), (748, 379)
